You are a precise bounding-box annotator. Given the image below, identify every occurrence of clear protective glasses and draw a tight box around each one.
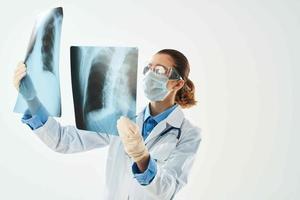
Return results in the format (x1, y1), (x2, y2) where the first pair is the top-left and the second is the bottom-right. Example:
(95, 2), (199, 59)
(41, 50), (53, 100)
(142, 63), (183, 80)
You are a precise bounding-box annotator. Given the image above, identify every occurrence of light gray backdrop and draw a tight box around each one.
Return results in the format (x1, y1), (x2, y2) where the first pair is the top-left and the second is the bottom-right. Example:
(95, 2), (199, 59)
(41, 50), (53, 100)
(0, 0), (299, 200)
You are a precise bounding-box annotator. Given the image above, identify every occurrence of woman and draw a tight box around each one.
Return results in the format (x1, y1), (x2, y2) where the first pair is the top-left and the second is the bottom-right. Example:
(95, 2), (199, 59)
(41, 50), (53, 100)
(13, 49), (202, 200)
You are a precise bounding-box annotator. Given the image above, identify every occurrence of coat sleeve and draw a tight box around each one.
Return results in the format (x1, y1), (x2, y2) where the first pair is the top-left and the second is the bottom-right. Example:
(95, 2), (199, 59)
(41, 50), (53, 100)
(141, 126), (202, 199)
(32, 116), (111, 154)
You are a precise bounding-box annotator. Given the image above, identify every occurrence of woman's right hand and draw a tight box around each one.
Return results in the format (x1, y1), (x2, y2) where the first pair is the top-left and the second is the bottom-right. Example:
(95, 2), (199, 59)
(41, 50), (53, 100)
(13, 61), (36, 100)
(13, 61), (27, 91)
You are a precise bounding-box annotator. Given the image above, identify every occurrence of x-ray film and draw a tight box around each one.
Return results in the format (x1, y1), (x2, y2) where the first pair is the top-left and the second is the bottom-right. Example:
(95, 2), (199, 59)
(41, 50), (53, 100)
(13, 7), (63, 116)
(70, 46), (138, 135)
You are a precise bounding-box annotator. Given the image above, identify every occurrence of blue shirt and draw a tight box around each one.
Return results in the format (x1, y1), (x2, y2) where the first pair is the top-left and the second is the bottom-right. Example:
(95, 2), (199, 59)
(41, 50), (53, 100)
(142, 103), (178, 139)
(21, 103), (49, 130)
(131, 103), (178, 185)
(21, 103), (178, 186)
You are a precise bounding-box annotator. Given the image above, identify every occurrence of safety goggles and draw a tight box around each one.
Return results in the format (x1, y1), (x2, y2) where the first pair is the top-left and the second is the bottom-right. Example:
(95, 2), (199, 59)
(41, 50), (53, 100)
(142, 64), (183, 80)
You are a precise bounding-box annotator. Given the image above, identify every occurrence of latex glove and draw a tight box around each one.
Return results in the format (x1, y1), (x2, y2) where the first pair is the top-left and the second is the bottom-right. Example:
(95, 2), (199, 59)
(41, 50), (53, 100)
(117, 116), (149, 162)
(13, 61), (26, 91)
(13, 61), (36, 100)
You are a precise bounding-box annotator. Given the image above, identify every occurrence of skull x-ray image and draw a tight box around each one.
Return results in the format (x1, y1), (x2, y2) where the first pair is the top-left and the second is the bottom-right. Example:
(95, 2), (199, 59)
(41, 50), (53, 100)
(13, 7), (63, 116)
(70, 46), (138, 135)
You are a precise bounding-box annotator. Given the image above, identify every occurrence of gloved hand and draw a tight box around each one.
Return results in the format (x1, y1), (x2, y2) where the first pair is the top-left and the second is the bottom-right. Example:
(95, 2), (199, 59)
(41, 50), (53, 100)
(13, 61), (48, 123)
(117, 116), (149, 162)
(13, 61), (36, 101)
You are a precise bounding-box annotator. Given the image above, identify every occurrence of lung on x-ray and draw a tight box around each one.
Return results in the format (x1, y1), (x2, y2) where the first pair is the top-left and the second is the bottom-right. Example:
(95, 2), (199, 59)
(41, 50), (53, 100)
(13, 7), (63, 116)
(70, 46), (138, 135)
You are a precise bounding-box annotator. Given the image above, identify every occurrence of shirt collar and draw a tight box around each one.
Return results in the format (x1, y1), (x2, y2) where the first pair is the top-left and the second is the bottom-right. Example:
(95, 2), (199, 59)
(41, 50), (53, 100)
(143, 103), (179, 124)
(137, 104), (184, 131)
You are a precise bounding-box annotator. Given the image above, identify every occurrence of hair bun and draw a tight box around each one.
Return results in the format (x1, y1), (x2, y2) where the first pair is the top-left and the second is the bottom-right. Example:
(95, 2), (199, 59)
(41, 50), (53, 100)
(175, 78), (197, 108)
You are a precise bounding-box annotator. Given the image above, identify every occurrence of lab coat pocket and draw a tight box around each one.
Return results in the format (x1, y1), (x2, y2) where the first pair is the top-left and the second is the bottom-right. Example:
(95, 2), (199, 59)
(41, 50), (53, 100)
(150, 140), (177, 163)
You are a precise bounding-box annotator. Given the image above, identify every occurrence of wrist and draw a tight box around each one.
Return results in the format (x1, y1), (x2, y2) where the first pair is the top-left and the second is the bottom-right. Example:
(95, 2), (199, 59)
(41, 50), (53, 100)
(136, 151), (150, 172)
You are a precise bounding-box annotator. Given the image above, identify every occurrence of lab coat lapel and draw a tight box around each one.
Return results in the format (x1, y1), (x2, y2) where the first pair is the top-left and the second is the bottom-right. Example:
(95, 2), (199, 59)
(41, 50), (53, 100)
(135, 106), (167, 144)
(144, 120), (167, 144)
(136, 109), (145, 133)
(144, 106), (185, 144)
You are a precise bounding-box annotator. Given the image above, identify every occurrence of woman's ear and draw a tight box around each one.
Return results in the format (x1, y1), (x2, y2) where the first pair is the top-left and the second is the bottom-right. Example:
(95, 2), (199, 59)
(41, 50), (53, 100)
(172, 80), (185, 91)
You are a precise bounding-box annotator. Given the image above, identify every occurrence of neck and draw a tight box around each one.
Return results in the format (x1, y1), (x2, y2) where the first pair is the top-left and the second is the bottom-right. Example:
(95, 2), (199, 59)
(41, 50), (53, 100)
(149, 93), (176, 116)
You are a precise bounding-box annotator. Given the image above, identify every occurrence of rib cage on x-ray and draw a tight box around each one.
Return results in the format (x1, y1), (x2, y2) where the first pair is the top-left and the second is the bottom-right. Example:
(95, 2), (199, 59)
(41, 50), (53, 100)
(24, 7), (62, 73)
(14, 7), (63, 116)
(71, 46), (138, 135)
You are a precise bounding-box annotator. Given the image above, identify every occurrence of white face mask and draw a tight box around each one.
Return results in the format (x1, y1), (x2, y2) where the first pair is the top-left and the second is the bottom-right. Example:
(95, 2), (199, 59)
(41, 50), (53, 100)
(142, 71), (169, 101)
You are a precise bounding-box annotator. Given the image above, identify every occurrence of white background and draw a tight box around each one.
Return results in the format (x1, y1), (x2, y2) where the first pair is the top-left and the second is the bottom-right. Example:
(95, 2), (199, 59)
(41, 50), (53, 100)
(0, 0), (299, 199)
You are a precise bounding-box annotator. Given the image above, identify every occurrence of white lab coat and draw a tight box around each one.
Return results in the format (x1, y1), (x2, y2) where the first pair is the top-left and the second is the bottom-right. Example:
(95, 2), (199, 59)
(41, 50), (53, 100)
(32, 105), (202, 200)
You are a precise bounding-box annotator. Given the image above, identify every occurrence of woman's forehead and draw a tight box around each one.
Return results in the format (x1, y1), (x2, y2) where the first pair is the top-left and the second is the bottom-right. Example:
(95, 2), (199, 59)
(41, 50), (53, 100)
(149, 54), (174, 67)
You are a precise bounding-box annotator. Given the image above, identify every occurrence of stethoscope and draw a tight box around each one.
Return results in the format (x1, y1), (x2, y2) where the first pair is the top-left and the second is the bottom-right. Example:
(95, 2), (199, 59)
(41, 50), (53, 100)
(157, 126), (181, 140)
(124, 118), (182, 158)
(129, 113), (182, 141)
(145, 126), (181, 152)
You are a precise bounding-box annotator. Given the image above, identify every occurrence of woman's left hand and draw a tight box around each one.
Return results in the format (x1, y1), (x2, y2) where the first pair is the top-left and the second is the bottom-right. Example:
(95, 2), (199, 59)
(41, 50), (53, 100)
(117, 116), (150, 165)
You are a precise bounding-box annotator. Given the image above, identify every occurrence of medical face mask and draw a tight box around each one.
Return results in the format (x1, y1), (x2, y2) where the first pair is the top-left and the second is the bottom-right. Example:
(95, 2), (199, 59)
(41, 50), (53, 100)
(142, 70), (169, 101)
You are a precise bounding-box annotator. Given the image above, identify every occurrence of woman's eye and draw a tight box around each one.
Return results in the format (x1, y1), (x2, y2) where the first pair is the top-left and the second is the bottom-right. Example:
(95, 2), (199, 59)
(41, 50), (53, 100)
(155, 66), (166, 74)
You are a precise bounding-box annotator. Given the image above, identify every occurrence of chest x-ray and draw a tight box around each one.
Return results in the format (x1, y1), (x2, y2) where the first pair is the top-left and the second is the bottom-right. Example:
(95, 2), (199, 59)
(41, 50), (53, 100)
(13, 7), (63, 116)
(70, 46), (138, 135)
